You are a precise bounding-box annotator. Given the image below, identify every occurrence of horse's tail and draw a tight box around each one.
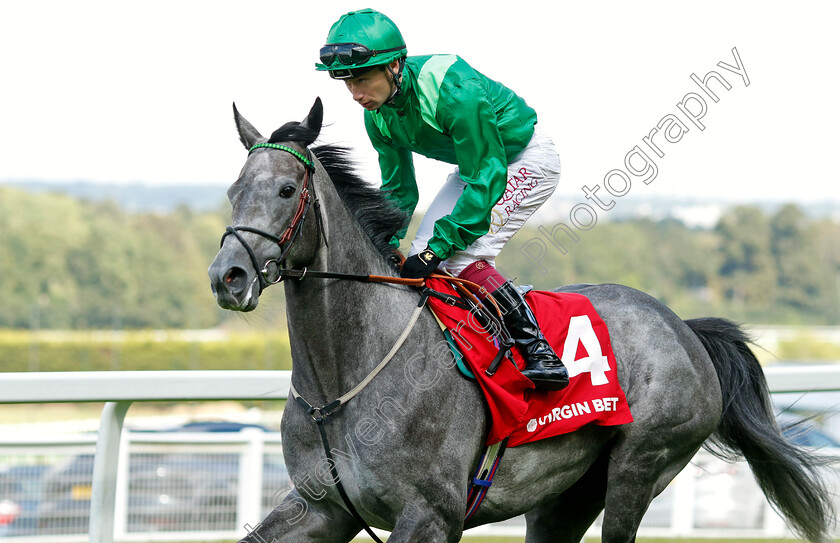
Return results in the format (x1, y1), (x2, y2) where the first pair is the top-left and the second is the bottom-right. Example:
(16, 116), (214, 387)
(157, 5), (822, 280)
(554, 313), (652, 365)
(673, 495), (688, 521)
(685, 317), (834, 542)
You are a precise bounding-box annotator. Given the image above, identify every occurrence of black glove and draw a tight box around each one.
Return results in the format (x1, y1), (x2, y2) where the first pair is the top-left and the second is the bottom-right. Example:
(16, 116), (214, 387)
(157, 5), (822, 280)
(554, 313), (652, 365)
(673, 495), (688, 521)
(400, 247), (443, 279)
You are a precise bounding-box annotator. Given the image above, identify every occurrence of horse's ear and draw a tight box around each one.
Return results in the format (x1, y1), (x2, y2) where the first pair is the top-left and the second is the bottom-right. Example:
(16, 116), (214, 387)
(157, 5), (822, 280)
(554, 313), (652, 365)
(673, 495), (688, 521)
(233, 103), (263, 150)
(299, 97), (323, 146)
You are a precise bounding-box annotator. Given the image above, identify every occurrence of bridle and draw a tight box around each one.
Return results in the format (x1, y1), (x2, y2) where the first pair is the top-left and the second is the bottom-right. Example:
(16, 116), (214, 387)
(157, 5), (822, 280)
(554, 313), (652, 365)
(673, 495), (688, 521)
(219, 142), (326, 293)
(218, 139), (509, 322)
(220, 141), (426, 291)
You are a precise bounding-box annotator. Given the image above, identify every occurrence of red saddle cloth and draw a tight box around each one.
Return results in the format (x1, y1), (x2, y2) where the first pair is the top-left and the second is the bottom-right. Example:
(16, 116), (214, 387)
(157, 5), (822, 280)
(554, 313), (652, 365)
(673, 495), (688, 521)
(425, 277), (633, 447)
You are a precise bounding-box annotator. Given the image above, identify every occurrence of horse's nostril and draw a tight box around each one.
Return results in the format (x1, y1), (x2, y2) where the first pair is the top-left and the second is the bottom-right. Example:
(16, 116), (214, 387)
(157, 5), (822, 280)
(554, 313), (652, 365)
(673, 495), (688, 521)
(223, 267), (249, 293)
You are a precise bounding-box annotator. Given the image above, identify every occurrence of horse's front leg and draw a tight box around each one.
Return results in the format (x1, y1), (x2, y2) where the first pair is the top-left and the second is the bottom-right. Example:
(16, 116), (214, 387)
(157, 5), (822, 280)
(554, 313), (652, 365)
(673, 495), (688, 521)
(239, 488), (361, 543)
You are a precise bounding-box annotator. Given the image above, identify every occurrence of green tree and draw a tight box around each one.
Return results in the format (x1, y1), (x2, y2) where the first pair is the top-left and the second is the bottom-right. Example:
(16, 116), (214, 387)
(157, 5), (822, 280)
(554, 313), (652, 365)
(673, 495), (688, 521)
(3, 186), (838, 328)
(0, 187), (227, 329)
(769, 204), (831, 319)
(715, 206), (777, 313)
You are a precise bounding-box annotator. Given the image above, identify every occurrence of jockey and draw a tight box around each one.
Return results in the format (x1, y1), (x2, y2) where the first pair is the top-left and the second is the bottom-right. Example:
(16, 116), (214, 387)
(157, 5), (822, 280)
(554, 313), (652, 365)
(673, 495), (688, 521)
(316, 9), (568, 391)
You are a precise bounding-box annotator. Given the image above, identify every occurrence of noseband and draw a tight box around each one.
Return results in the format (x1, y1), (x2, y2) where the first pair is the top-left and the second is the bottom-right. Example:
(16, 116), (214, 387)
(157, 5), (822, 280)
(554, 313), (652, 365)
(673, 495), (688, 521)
(220, 143), (326, 292)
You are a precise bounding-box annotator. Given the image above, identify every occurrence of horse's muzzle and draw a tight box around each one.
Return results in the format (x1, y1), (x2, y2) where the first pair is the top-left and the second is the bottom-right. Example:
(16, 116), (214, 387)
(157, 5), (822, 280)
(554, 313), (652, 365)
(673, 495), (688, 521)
(208, 261), (261, 312)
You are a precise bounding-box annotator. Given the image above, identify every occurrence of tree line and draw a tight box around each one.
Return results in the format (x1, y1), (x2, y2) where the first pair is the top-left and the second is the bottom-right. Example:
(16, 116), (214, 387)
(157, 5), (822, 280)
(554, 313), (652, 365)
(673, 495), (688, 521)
(500, 204), (840, 325)
(0, 187), (227, 329)
(1, 186), (838, 329)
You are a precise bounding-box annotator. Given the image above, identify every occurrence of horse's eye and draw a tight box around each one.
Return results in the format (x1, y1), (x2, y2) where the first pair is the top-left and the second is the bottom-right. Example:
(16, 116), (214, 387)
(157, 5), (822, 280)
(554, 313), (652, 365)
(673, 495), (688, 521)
(279, 185), (296, 199)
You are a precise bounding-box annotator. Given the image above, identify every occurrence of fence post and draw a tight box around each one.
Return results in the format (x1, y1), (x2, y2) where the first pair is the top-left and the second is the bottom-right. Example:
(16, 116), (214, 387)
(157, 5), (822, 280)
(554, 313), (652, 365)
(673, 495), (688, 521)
(89, 401), (131, 543)
(113, 429), (131, 538)
(237, 428), (266, 533)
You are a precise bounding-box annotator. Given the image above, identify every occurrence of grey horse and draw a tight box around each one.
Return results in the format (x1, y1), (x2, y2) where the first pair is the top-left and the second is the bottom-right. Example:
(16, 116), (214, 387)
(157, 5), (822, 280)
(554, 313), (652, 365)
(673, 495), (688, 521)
(208, 98), (834, 542)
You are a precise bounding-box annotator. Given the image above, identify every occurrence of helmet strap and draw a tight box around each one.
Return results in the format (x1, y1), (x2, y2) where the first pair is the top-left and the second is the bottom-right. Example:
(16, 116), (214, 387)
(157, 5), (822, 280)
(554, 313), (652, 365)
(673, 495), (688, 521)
(384, 58), (405, 106)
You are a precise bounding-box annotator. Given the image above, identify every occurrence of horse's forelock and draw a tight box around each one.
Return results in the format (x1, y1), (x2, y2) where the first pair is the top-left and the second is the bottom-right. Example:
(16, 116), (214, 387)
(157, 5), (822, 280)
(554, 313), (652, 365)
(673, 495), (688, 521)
(268, 122), (319, 148)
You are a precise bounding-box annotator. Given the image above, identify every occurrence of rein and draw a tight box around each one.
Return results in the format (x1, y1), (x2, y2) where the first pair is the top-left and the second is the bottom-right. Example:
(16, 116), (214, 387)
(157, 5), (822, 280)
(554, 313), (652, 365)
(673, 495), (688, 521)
(289, 293), (429, 543)
(221, 142), (510, 540)
(269, 265), (424, 286)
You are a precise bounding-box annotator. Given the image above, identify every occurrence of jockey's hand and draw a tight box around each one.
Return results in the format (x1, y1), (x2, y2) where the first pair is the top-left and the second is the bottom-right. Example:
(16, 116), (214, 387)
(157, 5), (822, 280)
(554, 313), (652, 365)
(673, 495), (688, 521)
(400, 247), (443, 279)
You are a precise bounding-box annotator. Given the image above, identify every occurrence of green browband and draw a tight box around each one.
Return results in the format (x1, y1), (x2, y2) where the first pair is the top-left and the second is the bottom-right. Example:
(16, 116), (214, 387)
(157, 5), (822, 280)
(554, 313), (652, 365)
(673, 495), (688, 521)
(248, 143), (314, 171)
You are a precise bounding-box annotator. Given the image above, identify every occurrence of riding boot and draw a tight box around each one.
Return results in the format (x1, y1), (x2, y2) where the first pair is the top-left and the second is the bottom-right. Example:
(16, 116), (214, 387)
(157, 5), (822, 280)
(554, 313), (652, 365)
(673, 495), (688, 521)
(490, 282), (570, 391)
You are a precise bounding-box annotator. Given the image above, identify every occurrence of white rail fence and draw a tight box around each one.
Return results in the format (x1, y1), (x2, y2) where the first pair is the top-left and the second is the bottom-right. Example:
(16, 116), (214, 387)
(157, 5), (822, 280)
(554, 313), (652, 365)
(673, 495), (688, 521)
(0, 366), (838, 542)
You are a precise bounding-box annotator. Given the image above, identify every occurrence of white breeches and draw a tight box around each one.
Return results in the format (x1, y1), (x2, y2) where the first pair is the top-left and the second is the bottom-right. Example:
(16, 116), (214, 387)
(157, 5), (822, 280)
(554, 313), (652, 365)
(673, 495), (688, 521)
(409, 127), (561, 275)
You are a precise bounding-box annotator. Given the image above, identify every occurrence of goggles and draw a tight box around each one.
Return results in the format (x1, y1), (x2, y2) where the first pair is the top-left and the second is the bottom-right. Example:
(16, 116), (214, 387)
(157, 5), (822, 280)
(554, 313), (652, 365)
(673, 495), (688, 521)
(319, 42), (405, 67)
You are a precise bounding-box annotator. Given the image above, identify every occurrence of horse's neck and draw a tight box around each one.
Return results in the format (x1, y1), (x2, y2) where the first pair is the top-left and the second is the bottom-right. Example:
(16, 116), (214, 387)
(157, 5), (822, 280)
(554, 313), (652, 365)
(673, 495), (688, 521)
(283, 190), (424, 405)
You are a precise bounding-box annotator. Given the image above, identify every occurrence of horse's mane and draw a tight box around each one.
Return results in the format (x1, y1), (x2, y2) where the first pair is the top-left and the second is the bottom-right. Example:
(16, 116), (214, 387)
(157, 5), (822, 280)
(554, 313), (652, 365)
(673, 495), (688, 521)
(268, 123), (409, 266)
(313, 145), (409, 265)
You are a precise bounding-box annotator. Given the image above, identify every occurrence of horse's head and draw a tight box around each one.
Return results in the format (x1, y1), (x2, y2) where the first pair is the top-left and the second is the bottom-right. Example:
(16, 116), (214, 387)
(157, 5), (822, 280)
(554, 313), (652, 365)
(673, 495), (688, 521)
(208, 98), (324, 311)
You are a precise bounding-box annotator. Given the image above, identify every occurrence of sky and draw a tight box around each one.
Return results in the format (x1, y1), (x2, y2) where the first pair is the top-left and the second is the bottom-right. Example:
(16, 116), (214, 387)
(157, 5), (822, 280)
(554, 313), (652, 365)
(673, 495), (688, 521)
(1, 1), (838, 209)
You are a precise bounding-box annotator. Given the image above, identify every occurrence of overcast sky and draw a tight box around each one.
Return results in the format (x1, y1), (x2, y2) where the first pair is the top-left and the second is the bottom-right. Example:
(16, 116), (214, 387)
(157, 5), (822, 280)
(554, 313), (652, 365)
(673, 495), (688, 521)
(1, 1), (838, 208)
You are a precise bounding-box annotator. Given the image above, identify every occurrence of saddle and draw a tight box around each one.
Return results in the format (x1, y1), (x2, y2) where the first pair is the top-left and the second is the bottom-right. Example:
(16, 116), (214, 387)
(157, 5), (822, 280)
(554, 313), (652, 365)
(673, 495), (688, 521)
(424, 277), (633, 447)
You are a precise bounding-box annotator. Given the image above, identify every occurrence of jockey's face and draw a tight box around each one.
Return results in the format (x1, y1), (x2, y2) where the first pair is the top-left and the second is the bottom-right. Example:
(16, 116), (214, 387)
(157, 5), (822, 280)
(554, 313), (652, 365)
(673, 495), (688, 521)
(343, 61), (399, 111)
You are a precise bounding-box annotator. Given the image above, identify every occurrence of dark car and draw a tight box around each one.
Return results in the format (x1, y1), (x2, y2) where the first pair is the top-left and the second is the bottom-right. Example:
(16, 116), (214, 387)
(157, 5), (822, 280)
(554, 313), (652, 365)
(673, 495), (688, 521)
(778, 413), (840, 449)
(0, 464), (51, 536)
(168, 421), (274, 433)
(126, 452), (290, 532)
(36, 454), (96, 534)
(35, 422), (289, 535)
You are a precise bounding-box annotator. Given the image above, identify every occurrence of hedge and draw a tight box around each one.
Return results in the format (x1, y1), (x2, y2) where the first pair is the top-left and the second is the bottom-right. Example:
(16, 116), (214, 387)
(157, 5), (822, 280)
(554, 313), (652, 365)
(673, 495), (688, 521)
(0, 330), (292, 373)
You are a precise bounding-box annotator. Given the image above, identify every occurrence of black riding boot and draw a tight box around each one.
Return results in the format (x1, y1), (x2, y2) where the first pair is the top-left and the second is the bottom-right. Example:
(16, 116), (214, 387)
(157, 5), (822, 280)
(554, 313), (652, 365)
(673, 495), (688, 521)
(490, 282), (569, 391)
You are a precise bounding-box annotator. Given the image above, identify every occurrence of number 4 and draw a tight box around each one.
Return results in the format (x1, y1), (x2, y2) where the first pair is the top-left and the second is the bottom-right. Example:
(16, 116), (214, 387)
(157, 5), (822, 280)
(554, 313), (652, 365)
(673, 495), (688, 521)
(560, 315), (610, 386)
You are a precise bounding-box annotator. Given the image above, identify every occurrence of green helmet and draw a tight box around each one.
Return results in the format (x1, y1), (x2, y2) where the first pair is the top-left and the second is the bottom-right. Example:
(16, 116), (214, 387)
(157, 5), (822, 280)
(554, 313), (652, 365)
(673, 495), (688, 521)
(316, 9), (407, 79)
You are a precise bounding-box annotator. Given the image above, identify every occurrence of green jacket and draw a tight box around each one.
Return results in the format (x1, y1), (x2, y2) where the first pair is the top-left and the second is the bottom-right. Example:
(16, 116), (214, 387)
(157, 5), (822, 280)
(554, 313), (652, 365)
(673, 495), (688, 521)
(364, 54), (537, 259)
